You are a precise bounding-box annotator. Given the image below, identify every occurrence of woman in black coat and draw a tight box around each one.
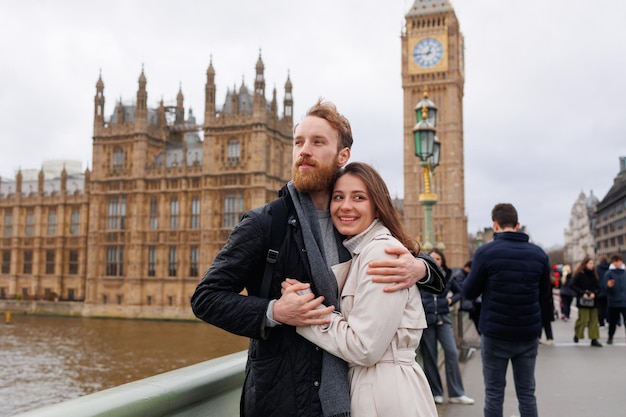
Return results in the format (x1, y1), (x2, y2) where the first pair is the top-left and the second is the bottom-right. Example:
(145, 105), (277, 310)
(570, 256), (602, 347)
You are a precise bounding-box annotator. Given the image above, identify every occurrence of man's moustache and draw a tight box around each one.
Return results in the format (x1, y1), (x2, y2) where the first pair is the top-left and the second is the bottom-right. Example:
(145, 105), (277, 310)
(296, 158), (317, 167)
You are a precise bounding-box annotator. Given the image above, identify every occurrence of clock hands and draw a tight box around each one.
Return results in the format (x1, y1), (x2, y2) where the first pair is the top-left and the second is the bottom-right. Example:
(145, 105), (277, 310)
(415, 47), (432, 57)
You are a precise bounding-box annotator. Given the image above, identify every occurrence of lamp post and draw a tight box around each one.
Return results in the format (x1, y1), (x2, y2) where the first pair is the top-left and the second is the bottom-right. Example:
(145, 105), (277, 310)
(413, 89), (441, 251)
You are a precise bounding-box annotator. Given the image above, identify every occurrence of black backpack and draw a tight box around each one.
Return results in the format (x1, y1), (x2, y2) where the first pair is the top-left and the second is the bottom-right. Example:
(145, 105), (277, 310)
(260, 198), (288, 299)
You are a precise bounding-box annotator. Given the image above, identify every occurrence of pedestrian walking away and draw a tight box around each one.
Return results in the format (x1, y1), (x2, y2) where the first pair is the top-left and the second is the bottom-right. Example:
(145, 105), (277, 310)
(454, 260), (481, 335)
(463, 203), (552, 417)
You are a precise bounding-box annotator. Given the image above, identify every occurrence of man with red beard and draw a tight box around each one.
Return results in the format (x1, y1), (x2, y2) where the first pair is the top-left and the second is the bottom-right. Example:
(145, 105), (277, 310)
(191, 99), (445, 417)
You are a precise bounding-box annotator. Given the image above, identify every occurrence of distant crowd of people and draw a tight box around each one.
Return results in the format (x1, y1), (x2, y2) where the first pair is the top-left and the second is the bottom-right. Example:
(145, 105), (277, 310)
(552, 253), (626, 347)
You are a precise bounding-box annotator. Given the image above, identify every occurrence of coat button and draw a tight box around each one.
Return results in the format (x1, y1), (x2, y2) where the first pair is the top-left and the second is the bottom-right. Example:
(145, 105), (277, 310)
(314, 381), (319, 387)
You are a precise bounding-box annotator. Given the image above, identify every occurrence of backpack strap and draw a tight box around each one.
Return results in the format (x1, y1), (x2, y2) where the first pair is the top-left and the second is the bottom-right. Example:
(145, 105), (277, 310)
(260, 198), (288, 299)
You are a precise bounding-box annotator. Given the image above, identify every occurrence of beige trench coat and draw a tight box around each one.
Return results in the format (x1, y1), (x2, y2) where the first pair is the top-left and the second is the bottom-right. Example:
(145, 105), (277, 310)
(297, 223), (437, 417)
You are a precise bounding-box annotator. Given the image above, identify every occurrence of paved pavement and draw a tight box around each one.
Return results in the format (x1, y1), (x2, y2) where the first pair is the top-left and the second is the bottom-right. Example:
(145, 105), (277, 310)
(438, 304), (626, 417)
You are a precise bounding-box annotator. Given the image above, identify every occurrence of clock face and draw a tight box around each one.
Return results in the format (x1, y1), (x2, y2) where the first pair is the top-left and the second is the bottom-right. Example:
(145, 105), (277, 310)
(413, 38), (444, 68)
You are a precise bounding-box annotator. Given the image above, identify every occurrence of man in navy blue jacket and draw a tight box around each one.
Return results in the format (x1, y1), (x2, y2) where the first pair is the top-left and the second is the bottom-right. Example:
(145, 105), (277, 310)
(463, 203), (552, 417)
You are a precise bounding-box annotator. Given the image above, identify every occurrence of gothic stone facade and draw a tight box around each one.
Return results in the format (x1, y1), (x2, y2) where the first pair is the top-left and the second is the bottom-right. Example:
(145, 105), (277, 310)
(594, 157), (626, 259)
(0, 54), (293, 319)
(563, 191), (599, 265)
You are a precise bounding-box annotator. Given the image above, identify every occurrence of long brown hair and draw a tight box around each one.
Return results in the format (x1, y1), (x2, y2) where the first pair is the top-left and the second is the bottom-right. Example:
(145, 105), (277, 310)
(573, 256), (598, 279)
(334, 162), (418, 254)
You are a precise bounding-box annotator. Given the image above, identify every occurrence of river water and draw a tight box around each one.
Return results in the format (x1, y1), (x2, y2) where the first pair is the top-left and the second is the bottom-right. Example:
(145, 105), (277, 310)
(0, 314), (249, 416)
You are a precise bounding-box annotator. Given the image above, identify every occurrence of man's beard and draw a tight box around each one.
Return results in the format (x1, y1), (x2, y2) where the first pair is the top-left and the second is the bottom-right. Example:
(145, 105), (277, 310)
(292, 156), (339, 193)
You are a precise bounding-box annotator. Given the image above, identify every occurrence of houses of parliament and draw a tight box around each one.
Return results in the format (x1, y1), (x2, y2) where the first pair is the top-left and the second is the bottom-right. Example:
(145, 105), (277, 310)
(0, 0), (471, 318)
(0, 54), (295, 319)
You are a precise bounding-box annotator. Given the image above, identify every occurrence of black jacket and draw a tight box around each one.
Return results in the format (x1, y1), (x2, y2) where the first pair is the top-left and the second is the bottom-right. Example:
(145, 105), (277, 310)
(191, 191), (330, 417)
(463, 231), (552, 342)
(570, 269), (601, 309)
(191, 187), (446, 416)
(421, 268), (462, 325)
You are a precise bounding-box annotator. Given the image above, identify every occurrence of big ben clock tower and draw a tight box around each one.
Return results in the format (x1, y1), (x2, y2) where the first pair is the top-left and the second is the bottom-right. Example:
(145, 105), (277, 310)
(402, 0), (468, 267)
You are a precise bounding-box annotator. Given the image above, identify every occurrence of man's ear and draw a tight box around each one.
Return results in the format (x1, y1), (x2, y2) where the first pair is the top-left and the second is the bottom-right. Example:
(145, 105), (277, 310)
(337, 147), (350, 167)
(492, 220), (501, 232)
(514, 222), (520, 231)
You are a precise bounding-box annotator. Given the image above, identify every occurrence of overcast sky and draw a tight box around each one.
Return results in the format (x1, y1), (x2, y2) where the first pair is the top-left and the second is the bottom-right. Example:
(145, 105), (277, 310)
(1, 0), (625, 249)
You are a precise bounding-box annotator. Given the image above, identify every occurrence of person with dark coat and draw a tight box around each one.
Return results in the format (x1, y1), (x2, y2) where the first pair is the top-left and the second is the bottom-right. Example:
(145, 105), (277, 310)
(463, 203), (552, 417)
(596, 255), (610, 326)
(419, 249), (475, 406)
(191, 100), (445, 417)
(453, 260), (481, 334)
(602, 253), (626, 345)
(570, 256), (602, 347)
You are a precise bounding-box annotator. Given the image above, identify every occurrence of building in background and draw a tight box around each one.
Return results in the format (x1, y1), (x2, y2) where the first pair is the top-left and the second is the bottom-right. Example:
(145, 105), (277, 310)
(563, 191), (599, 265)
(401, 0), (468, 267)
(594, 157), (626, 258)
(0, 163), (89, 302)
(0, 54), (294, 318)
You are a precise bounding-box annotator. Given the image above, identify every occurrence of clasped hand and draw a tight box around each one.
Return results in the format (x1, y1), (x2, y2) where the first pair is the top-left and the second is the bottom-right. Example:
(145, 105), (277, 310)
(272, 278), (334, 326)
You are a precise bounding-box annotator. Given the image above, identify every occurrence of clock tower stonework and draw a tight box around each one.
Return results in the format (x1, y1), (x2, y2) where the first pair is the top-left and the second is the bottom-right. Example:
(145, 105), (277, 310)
(402, 0), (468, 267)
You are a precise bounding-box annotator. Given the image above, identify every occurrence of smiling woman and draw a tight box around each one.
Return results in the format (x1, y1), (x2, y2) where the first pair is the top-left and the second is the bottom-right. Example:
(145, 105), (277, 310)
(330, 173), (376, 238)
(296, 162), (436, 417)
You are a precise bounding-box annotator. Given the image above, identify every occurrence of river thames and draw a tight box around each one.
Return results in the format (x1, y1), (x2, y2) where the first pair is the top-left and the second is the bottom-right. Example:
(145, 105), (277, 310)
(1, 314), (249, 416)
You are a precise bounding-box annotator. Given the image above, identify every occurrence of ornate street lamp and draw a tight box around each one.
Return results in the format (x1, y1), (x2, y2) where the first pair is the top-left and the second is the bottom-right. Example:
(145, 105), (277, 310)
(416, 92), (437, 127)
(412, 88), (441, 251)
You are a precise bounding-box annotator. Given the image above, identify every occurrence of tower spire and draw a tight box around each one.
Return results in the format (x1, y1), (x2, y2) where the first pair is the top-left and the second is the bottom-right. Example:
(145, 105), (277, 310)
(94, 71), (105, 132)
(283, 70), (293, 122)
(176, 82), (184, 124)
(135, 66), (148, 130)
(205, 55), (216, 123)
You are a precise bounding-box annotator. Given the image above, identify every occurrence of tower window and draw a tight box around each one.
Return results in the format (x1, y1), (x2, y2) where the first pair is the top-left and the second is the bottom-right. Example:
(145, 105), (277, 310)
(1, 250), (10, 274)
(107, 197), (126, 230)
(106, 246), (124, 276)
(69, 250), (79, 275)
(45, 250), (55, 274)
(168, 246), (177, 277)
(224, 192), (243, 228)
(47, 210), (57, 236)
(113, 146), (125, 171)
(25, 211), (35, 236)
(149, 198), (158, 230)
(23, 250), (33, 274)
(70, 209), (80, 235)
(190, 246), (199, 277)
(3, 211), (12, 237)
(227, 139), (241, 164)
(170, 197), (179, 229)
(191, 196), (200, 229)
(148, 246), (156, 276)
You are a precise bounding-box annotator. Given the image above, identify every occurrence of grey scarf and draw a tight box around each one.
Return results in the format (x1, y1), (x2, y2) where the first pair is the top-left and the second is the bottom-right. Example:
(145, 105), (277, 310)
(287, 182), (351, 417)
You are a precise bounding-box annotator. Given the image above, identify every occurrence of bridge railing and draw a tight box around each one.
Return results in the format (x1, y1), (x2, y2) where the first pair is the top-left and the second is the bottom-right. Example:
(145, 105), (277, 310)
(14, 350), (247, 417)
